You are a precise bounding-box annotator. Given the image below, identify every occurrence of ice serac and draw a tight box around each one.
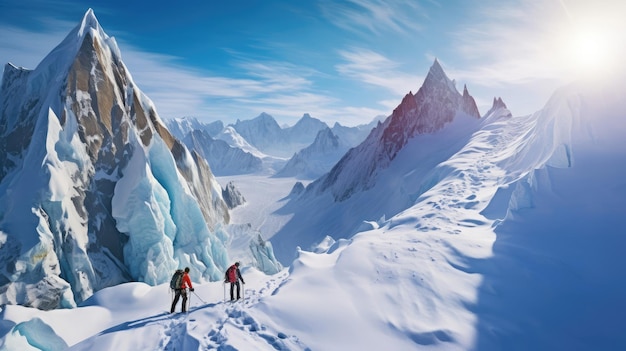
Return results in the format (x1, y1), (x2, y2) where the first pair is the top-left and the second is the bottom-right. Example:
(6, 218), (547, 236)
(249, 234), (282, 275)
(311, 59), (481, 201)
(0, 9), (230, 309)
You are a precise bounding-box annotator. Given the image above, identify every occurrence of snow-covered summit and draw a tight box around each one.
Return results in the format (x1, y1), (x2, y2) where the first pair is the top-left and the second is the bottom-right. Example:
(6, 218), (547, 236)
(285, 113), (328, 142)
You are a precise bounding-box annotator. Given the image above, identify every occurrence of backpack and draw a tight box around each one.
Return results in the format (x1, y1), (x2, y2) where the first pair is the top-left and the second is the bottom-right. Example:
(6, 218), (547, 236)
(170, 269), (184, 290)
(226, 265), (237, 283)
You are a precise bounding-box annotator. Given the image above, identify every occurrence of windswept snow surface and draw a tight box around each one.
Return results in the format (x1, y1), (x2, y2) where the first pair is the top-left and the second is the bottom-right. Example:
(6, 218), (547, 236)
(1, 79), (625, 350)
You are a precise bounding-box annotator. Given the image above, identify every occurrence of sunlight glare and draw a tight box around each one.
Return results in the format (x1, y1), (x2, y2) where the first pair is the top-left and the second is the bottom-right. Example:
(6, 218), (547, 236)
(564, 24), (615, 77)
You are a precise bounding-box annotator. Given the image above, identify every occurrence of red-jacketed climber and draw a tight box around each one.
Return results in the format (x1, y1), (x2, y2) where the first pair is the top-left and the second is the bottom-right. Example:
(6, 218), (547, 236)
(224, 262), (245, 301)
(170, 267), (194, 313)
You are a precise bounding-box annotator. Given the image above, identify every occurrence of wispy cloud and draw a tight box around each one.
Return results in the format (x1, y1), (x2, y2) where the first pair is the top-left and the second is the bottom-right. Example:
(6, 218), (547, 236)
(336, 47), (421, 96)
(120, 44), (390, 125)
(319, 0), (427, 36)
(0, 24), (69, 69)
(120, 49), (334, 122)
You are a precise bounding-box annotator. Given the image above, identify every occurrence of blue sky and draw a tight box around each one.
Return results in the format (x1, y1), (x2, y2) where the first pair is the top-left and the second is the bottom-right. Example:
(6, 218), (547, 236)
(1, 0), (624, 126)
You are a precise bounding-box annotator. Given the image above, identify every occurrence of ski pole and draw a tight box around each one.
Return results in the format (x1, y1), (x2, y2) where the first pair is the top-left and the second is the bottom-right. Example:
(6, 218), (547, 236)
(187, 288), (191, 312)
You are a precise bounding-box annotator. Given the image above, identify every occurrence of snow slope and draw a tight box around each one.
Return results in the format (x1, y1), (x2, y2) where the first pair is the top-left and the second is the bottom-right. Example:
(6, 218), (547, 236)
(1, 74), (624, 350)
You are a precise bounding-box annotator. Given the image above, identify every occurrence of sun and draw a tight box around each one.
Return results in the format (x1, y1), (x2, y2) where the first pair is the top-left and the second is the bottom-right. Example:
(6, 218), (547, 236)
(569, 28), (610, 70)
(554, 0), (626, 81)
(563, 24), (615, 76)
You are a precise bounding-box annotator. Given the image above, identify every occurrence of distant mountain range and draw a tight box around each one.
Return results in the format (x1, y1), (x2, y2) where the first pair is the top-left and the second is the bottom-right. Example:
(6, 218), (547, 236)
(165, 113), (383, 178)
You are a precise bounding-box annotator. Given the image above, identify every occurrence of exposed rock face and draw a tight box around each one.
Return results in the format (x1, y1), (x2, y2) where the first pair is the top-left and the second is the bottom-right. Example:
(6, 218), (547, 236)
(0, 9), (230, 309)
(0, 64), (35, 183)
(222, 181), (246, 209)
(310, 59), (481, 201)
(462, 85), (481, 118)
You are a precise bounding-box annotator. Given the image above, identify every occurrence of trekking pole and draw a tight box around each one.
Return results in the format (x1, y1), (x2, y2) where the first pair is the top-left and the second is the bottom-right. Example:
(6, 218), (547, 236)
(223, 282), (226, 302)
(187, 288), (191, 312)
(191, 290), (207, 305)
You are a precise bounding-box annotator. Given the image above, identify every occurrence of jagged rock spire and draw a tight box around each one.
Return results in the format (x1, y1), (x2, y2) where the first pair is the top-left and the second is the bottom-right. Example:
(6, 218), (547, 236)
(484, 97), (512, 117)
(462, 84), (481, 118)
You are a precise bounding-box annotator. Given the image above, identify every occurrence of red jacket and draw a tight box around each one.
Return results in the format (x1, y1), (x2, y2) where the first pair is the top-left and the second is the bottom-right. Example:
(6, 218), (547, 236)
(181, 272), (193, 289)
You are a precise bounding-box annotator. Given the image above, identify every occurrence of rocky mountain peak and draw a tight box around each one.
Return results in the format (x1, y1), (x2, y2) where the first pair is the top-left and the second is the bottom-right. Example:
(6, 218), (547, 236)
(422, 58), (457, 95)
(312, 59), (482, 201)
(0, 9), (230, 309)
(462, 84), (481, 118)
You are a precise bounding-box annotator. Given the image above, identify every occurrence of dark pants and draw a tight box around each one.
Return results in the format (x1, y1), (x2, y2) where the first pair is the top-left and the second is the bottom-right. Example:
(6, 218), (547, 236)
(229, 281), (241, 300)
(171, 289), (188, 313)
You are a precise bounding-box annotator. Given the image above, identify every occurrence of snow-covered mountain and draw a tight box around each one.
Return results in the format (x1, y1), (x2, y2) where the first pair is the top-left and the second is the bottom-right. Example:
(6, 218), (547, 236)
(284, 113), (330, 145)
(273, 116), (386, 179)
(316, 59), (481, 202)
(183, 129), (263, 176)
(165, 116), (224, 140)
(166, 113), (377, 176)
(0, 9), (232, 309)
(269, 60), (484, 261)
(330, 114), (385, 146)
(164, 117), (265, 176)
(215, 125), (268, 160)
(274, 127), (349, 179)
(231, 112), (285, 155)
